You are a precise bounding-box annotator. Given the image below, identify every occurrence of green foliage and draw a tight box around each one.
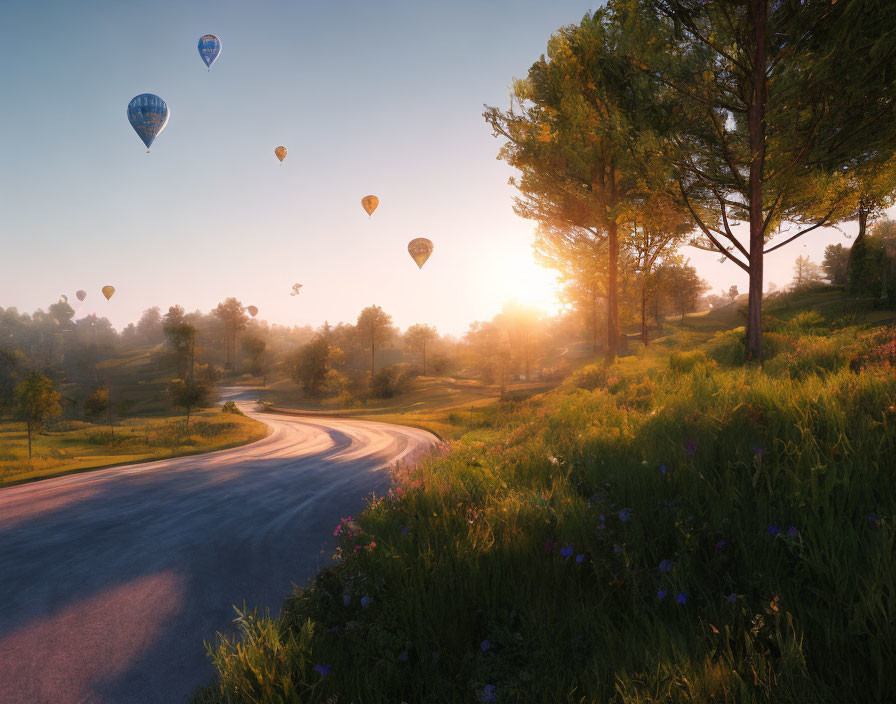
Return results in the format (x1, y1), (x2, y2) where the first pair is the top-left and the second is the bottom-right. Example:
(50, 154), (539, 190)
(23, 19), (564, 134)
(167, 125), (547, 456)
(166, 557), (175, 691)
(570, 363), (611, 391)
(288, 337), (336, 398)
(167, 377), (211, 418)
(221, 401), (244, 416)
(668, 350), (713, 374)
(83, 385), (110, 418)
(370, 365), (415, 399)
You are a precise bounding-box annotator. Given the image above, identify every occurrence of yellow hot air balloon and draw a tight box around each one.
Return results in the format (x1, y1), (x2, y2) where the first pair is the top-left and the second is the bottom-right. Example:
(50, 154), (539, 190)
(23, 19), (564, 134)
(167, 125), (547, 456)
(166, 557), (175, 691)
(408, 238), (433, 269)
(102, 286), (115, 300)
(361, 195), (379, 217)
(275, 146), (287, 163)
(247, 305), (258, 317)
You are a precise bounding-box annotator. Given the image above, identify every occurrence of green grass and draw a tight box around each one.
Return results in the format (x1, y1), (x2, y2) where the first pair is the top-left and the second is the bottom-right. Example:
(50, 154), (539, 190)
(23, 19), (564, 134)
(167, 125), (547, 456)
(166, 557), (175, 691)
(260, 375), (556, 440)
(196, 307), (896, 703)
(0, 408), (268, 487)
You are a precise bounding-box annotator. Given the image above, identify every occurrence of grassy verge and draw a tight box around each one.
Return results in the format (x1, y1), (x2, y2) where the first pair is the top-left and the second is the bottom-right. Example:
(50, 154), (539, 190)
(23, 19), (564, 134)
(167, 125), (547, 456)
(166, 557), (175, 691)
(196, 314), (896, 704)
(0, 408), (268, 487)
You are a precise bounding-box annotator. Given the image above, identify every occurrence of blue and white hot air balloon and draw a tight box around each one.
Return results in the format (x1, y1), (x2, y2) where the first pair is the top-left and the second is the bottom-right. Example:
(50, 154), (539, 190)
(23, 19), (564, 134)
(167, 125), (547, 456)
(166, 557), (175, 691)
(127, 94), (169, 152)
(198, 34), (221, 70)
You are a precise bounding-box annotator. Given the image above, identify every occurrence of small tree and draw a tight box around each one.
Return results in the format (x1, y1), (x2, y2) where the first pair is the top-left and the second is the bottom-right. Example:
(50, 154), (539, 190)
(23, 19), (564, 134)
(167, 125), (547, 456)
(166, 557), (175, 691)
(822, 244), (850, 286)
(84, 385), (113, 436)
(241, 336), (267, 378)
(356, 305), (393, 376)
(726, 286), (739, 304)
(792, 256), (824, 289)
(404, 324), (437, 375)
(288, 337), (334, 397)
(167, 377), (210, 432)
(15, 372), (61, 458)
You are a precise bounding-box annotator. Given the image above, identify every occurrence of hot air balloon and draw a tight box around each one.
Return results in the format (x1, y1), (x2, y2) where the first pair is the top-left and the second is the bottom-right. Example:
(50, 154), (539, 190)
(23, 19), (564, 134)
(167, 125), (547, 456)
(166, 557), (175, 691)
(102, 286), (115, 300)
(127, 94), (169, 152)
(290, 283), (303, 296)
(59, 295), (68, 304)
(76, 290), (87, 301)
(408, 238), (433, 269)
(198, 34), (221, 70)
(275, 146), (287, 163)
(247, 305), (259, 317)
(361, 195), (379, 217)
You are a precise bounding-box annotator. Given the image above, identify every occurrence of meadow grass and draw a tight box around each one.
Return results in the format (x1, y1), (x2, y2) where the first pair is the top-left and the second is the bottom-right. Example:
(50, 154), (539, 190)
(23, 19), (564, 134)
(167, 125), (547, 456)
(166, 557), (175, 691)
(196, 318), (896, 704)
(0, 408), (268, 487)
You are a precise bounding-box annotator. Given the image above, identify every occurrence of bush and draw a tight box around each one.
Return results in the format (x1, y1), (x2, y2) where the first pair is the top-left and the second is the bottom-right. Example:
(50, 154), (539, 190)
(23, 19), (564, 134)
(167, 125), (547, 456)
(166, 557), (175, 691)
(221, 401), (244, 415)
(569, 364), (610, 391)
(668, 349), (714, 373)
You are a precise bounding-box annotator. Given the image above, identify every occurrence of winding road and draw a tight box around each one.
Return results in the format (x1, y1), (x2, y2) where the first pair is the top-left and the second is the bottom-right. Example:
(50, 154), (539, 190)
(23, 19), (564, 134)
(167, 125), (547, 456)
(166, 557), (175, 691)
(0, 389), (437, 703)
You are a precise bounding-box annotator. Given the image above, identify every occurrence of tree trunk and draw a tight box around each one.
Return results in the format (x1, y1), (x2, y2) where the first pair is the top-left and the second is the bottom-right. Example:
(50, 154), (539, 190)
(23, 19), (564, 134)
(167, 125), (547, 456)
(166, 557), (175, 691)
(592, 287), (599, 354)
(606, 176), (619, 363)
(641, 285), (648, 346)
(422, 339), (426, 376)
(855, 203), (869, 246)
(370, 340), (376, 376)
(745, 0), (768, 362)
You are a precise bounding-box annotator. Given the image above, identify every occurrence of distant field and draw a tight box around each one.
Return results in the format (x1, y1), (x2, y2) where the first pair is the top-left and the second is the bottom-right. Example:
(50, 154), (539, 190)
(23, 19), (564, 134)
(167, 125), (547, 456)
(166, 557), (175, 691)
(257, 375), (557, 440)
(0, 409), (267, 488)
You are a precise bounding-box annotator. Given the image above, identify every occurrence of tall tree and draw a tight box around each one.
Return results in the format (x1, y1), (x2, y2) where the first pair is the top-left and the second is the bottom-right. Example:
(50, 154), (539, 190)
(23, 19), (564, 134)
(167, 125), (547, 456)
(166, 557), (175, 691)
(486, 8), (674, 362)
(213, 298), (248, 371)
(792, 255), (824, 288)
(356, 305), (393, 375)
(15, 372), (61, 459)
(822, 244), (850, 286)
(623, 0), (896, 359)
(404, 324), (437, 376)
(163, 306), (196, 379)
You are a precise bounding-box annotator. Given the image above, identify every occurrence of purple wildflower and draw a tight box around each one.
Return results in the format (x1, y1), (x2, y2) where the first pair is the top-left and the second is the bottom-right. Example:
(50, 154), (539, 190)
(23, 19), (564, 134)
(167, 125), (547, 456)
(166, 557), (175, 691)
(560, 546), (574, 558)
(480, 639), (491, 652)
(657, 589), (667, 600)
(752, 446), (765, 457)
(786, 526), (799, 537)
(768, 524), (780, 536)
(313, 665), (332, 677)
(480, 685), (497, 703)
(613, 545), (622, 554)
(869, 515), (882, 527)
(545, 539), (555, 552)
(619, 508), (633, 522)
(400, 527), (409, 535)
(660, 464), (667, 476)
(398, 651), (408, 662)
(714, 540), (726, 551)
(725, 593), (739, 603)
(676, 592), (688, 605)
(360, 596), (372, 608)
(685, 440), (696, 456)
(575, 554), (585, 563)
(342, 594), (351, 606)
(659, 559), (672, 574)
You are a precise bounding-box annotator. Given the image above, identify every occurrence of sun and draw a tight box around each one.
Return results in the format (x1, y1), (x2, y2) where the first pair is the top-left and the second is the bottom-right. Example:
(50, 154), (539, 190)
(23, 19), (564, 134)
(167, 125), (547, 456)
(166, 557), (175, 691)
(486, 248), (562, 314)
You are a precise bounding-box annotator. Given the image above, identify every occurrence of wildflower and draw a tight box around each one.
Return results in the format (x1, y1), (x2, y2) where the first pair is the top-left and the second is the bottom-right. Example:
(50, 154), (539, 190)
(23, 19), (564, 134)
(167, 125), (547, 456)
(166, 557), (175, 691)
(869, 514), (882, 528)
(400, 527), (409, 535)
(560, 546), (574, 558)
(786, 526), (799, 537)
(659, 559), (672, 574)
(360, 596), (372, 608)
(599, 514), (605, 522)
(480, 639), (491, 652)
(480, 685), (497, 703)
(676, 592), (688, 605)
(714, 540), (726, 551)
(398, 651), (408, 662)
(548, 456), (560, 466)
(619, 508), (633, 522)
(768, 525), (780, 536)
(545, 539), (555, 552)
(313, 665), (332, 677)
(660, 464), (667, 476)
(342, 594), (351, 606)
(657, 589), (667, 600)
(575, 554), (585, 563)
(752, 445), (765, 457)
(353, 545), (362, 552)
(725, 593), (739, 603)
(641, 460), (648, 466)
(685, 440), (696, 456)
(613, 545), (622, 554)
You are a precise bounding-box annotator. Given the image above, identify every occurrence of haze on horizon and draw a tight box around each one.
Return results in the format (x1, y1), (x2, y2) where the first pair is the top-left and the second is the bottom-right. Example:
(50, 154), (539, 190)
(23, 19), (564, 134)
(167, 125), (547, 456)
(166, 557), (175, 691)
(0, 0), (879, 335)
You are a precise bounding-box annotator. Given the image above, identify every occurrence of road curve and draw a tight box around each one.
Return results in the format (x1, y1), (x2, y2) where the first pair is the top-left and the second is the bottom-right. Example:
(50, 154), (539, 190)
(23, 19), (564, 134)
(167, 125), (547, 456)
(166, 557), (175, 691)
(0, 389), (438, 704)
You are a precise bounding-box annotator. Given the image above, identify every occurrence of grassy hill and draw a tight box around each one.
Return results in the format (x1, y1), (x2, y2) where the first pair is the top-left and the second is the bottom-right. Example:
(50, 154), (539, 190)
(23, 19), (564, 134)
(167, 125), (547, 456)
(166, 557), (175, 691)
(196, 289), (896, 704)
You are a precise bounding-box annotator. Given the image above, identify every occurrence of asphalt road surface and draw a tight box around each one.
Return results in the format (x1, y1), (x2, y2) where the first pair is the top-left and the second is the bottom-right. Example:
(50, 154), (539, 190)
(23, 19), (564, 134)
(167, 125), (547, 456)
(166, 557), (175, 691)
(0, 389), (437, 703)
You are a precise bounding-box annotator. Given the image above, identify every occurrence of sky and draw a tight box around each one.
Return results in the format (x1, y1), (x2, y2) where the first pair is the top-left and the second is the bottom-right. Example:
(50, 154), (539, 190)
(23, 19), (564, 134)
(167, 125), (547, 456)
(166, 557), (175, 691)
(0, 0), (878, 336)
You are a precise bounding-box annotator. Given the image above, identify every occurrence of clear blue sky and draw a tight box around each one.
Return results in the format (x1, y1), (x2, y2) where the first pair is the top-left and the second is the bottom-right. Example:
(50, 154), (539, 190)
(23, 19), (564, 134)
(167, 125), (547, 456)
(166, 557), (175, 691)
(0, 0), (868, 334)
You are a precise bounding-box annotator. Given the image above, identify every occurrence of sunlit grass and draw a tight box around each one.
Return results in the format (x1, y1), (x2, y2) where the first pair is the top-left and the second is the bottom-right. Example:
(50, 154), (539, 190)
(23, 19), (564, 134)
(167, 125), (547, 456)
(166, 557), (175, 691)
(0, 409), (268, 487)
(197, 317), (896, 703)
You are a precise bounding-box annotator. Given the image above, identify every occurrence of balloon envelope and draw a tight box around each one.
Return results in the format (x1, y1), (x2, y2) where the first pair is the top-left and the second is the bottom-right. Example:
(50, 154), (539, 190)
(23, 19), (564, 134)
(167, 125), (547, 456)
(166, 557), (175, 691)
(275, 146), (287, 163)
(198, 34), (221, 69)
(76, 290), (87, 301)
(247, 305), (258, 317)
(59, 295), (68, 304)
(408, 238), (433, 269)
(361, 195), (379, 216)
(127, 94), (169, 151)
(290, 283), (303, 296)
(102, 285), (115, 300)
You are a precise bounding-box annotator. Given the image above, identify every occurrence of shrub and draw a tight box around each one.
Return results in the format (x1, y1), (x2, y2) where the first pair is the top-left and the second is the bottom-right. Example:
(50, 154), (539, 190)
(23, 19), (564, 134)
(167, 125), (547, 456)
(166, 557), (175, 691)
(221, 401), (244, 415)
(570, 364), (610, 391)
(668, 349), (713, 373)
